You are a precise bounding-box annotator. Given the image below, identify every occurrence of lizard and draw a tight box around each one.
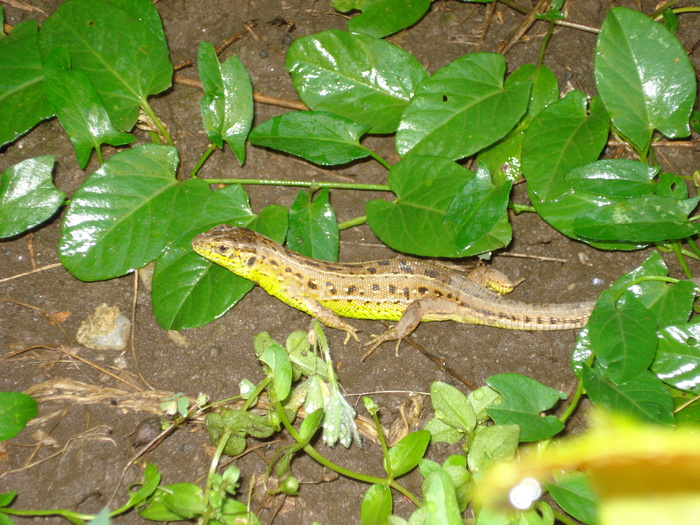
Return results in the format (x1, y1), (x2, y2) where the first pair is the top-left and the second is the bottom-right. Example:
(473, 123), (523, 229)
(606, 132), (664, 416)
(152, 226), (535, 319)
(192, 225), (596, 355)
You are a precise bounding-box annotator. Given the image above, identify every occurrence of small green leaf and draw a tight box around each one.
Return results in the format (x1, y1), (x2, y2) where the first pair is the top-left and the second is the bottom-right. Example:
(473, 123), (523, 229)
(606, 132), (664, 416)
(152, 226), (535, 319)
(424, 418), (464, 444)
(124, 463), (161, 507)
(396, 53), (530, 160)
(547, 472), (599, 525)
(653, 319), (700, 392)
(572, 194), (700, 243)
(0, 19), (53, 147)
(384, 430), (431, 478)
(444, 161), (512, 249)
(430, 381), (476, 434)
(348, 0), (430, 39)
(39, 0), (172, 131)
(467, 424), (519, 472)
(287, 30), (428, 134)
(287, 188), (339, 261)
(486, 374), (565, 442)
(0, 392), (38, 441)
(582, 366), (675, 424)
(595, 7), (695, 152)
(43, 47), (134, 168)
(565, 159), (657, 198)
(198, 42), (253, 164)
(421, 468), (462, 525)
(0, 492), (17, 508)
(299, 408), (324, 441)
(260, 343), (293, 402)
(249, 111), (372, 166)
(361, 484), (393, 525)
(587, 294), (657, 384)
(161, 483), (205, 519)
(0, 156), (63, 239)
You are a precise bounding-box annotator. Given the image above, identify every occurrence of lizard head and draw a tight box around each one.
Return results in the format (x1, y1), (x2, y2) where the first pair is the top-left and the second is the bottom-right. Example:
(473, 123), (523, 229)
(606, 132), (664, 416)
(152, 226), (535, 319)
(192, 225), (269, 276)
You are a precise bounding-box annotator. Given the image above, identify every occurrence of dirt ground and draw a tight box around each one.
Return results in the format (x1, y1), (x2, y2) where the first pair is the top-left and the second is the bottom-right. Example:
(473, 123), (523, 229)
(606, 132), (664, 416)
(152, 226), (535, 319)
(1, 0), (698, 523)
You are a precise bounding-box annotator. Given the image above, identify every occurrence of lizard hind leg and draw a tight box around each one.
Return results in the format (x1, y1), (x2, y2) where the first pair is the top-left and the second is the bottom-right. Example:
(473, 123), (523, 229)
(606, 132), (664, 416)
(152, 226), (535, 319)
(360, 301), (424, 360)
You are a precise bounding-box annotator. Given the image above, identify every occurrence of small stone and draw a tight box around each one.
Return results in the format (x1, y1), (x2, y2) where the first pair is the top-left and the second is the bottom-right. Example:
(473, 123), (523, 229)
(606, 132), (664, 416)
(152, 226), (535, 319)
(76, 304), (131, 351)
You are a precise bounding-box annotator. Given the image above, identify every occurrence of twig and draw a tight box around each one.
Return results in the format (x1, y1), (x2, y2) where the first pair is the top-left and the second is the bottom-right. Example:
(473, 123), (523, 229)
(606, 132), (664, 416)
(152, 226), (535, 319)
(58, 347), (144, 392)
(0, 295), (73, 345)
(130, 272), (155, 390)
(0, 262), (63, 284)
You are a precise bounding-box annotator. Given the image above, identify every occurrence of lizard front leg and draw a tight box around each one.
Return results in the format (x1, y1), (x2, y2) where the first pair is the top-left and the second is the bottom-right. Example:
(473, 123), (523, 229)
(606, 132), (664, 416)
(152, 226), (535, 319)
(299, 296), (360, 343)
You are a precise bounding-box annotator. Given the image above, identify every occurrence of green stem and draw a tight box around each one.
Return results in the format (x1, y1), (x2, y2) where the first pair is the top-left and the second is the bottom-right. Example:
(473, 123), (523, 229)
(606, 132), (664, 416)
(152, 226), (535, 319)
(510, 203), (536, 213)
(199, 178), (391, 192)
(650, 0), (686, 18)
(671, 240), (694, 279)
(687, 238), (700, 260)
(242, 377), (272, 411)
(551, 508), (579, 525)
(191, 143), (218, 178)
(367, 150), (391, 170)
(140, 99), (174, 146)
(0, 508), (92, 524)
(558, 378), (584, 425)
(338, 215), (367, 230)
(201, 428), (234, 513)
(537, 21), (555, 67)
(273, 402), (421, 507)
(96, 147), (104, 165)
(612, 275), (681, 303)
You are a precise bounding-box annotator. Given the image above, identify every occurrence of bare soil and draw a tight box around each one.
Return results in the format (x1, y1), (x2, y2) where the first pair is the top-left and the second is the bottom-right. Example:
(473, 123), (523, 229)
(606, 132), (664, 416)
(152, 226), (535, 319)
(1, 1), (699, 523)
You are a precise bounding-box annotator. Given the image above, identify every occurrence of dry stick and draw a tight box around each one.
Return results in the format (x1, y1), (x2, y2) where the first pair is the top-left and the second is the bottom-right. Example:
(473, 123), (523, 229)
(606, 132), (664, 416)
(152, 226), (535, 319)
(130, 272), (156, 391)
(498, 0), (552, 55)
(172, 74), (309, 111)
(475, 1), (497, 52)
(0, 262), (63, 284)
(0, 296), (73, 345)
(58, 347), (144, 392)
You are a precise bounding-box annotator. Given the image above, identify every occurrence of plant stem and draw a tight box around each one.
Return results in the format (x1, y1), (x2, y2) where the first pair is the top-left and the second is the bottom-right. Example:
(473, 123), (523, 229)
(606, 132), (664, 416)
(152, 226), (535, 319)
(510, 203), (536, 213)
(671, 240), (693, 279)
(551, 508), (579, 525)
(201, 428), (234, 513)
(537, 21), (555, 67)
(558, 378), (584, 425)
(191, 143), (218, 178)
(140, 99), (174, 146)
(338, 215), (368, 230)
(367, 150), (392, 170)
(199, 177), (392, 192)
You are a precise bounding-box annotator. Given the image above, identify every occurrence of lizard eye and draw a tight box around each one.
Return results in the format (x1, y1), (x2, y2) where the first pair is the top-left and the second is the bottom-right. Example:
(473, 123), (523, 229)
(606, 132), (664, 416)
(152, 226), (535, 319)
(218, 244), (230, 254)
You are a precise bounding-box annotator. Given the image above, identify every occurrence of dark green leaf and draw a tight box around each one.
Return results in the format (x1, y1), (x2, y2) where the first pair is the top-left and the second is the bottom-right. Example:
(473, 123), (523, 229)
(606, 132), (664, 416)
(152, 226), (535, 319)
(43, 48), (133, 168)
(0, 19), (53, 147)
(59, 145), (182, 281)
(547, 472), (598, 525)
(348, 0), (430, 39)
(0, 392), (38, 441)
(0, 156), (63, 239)
(653, 319), (700, 392)
(396, 53), (530, 160)
(198, 42), (253, 164)
(582, 366), (675, 424)
(287, 30), (428, 134)
(587, 294), (657, 384)
(444, 162), (512, 249)
(249, 111), (372, 166)
(260, 343), (293, 401)
(287, 188), (339, 261)
(40, 0), (172, 131)
(152, 192), (287, 330)
(565, 159), (657, 198)
(486, 373), (566, 442)
(430, 381), (476, 434)
(367, 155), (510, 257)
(645, 279), (696, 328)
(384, 430), (430, 478)
(595, 7), (695, 152)
(661, 9), (679, 34)
(361, 484), (392, 525)
(573, 194), (700, 243)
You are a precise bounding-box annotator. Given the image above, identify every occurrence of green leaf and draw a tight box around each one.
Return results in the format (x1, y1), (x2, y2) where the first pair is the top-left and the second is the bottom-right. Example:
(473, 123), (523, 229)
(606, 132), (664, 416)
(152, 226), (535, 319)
(249, 111), (372, 166)
(39, 0), (172, 131)
(486, 374), (566, 442)
(260, 342), (293, 402)
(384, 430), (430, 478)
(582, 366), (675, 424)
(595, 7), (695, 152)
(467, 385), (503, 422)
(467, 424), (519, 472)
(444, 161), (512, 249)
(125, 463), (161, 508)
(43, 48), (133, 168)
(572, 194), (700, 243)
(287, 30), (428, 134)
(424, 418), (464, 444)
(59, 144), (183, 281)
(198, 42), (253, 164)
(645, 279), (696, 328)
(0, 19), (53, 147)
(430, 381), (476, 434)
(367, 155), (493, 257)
(287, 188), (339, 261)
(547, 472), (598, 525)
(361, 484), (393, 525)
(152, 197), (287, 330)
(565, 159), (657, 198)
(348, 0), (430, 39)
(421, 468), (462, 525)
(0, 156), (64, 239)
(0, 392), (38, 441)
(396, 53), (530, 160)
(161, 483), (205, 519)
(587, 294), (657, 384)
(524, 91), (610, 202)
(653, 319), (700, 392)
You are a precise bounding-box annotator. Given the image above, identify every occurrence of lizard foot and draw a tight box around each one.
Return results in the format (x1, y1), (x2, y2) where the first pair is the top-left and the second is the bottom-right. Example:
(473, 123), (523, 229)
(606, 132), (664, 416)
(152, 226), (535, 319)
(360, 329), (403, 361)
